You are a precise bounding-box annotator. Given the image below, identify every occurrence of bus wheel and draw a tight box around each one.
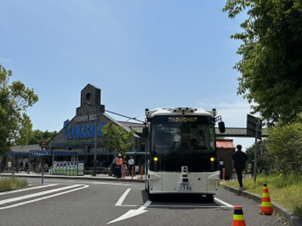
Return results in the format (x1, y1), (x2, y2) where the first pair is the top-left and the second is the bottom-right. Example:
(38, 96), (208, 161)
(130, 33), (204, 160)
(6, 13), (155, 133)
(206, 194), (214, 202)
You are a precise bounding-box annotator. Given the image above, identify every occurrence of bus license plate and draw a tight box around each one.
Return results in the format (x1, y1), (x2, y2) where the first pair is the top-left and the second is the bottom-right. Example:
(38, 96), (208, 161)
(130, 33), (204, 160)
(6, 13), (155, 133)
(177, 184), (192, 191)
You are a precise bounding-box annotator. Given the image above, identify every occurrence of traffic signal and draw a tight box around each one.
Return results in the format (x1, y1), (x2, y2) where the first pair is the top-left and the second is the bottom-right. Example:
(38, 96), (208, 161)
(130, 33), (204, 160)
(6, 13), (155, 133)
(247, 114), (262, 139)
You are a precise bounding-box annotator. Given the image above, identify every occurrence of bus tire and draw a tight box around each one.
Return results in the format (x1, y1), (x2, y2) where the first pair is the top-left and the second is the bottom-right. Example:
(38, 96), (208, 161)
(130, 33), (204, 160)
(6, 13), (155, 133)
(206, 194), (214, 202)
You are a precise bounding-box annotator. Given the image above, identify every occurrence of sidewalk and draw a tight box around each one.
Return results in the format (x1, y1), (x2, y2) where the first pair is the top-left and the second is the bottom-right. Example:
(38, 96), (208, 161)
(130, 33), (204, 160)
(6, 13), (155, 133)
(0, 172), (145, 183)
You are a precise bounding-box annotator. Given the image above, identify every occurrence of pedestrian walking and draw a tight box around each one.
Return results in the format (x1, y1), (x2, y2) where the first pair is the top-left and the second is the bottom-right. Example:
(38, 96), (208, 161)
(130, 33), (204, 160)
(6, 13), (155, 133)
(232, 144), (248, 191)
(128, 156), (135, 176)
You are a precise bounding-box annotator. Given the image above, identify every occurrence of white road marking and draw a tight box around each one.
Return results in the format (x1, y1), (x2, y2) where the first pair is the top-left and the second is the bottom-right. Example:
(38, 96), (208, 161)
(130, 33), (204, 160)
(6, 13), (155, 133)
(0, 185), (89, 210)
(107, 201), (151, 224)
(115, 188), (131, 206)
(0, 184), (83, 205)
(0, 184), (57, 195)
(92, 182), (136, 186)
(214, 197), (234, 208)
(108, 190), (233, 224)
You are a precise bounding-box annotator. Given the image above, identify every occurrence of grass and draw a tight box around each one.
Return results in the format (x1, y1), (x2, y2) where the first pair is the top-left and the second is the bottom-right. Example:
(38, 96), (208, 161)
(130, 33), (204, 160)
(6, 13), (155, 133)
(220, 174), (302, 218)
(0, 177), (28, 192)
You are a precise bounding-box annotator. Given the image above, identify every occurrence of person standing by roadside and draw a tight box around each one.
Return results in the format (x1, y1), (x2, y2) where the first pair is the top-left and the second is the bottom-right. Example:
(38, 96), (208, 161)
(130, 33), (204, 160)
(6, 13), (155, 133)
(116, 154), (123, 178)
(25, 161), (29, 174)
(128, 156), (135, 176)
(122, 156), (128, 176)
(232, 144), (248, 191)
(111, 155), (118, 177)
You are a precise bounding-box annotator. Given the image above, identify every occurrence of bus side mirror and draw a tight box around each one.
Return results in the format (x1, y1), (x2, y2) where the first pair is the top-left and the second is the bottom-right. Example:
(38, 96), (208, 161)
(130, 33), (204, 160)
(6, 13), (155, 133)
(142, 127), (149, 138)
(218, 121), (225, 133)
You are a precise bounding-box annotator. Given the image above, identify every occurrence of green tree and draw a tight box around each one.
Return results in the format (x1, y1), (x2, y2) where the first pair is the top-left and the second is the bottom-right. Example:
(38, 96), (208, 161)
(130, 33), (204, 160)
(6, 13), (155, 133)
(0, 65), (38, 155)
(266, 122), (302, 174)
(28, 129), (57, 145)
(223, 0), (302, 126)
(101, 122), (134, 155)
(245, 139), (272, 174)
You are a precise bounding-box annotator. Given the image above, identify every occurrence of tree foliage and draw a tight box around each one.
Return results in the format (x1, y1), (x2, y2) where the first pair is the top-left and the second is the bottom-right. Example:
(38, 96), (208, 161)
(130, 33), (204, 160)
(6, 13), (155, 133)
(101, 122), (134, 155)
(28, 130), (57, 145)
(266, 122), (302, 174)
(223, 0), (302, 126)
(0, 65), (38, 155)
(245, 139), (272, 174)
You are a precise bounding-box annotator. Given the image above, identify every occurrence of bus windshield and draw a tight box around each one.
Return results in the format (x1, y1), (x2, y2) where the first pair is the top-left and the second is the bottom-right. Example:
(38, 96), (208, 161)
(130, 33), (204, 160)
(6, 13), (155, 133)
(150, 115), (216, 156)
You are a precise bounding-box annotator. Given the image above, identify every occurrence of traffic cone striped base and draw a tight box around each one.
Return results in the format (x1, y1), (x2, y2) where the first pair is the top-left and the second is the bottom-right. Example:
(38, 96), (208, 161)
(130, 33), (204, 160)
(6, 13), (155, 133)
(259, 183), (275, 215)
(232, 206), (246, 226)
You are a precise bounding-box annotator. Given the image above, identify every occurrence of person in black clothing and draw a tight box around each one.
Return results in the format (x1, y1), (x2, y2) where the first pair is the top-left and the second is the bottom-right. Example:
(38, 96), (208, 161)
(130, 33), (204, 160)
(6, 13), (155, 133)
(25, 162), (29, 174)
(232, 144), (248, 190)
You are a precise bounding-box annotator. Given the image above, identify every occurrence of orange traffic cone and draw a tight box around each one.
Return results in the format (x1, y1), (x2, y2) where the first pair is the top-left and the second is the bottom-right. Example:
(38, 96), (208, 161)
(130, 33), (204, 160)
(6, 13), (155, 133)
(259, 183), (274, 215)
(232, 206), (246, 226)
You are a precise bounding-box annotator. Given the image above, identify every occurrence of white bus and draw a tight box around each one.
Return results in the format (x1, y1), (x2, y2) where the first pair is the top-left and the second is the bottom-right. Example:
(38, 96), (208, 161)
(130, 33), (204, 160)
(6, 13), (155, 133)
(143, 107), (225, 202)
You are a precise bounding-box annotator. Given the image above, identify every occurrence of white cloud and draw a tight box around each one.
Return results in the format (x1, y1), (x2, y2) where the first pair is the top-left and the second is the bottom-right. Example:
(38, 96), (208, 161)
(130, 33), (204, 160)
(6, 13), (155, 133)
(201, 101), (252, 127)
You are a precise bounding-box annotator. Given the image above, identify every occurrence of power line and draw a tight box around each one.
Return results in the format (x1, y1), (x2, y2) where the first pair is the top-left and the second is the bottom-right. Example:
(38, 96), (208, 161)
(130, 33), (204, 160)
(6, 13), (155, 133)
(105, 109), (146, 124)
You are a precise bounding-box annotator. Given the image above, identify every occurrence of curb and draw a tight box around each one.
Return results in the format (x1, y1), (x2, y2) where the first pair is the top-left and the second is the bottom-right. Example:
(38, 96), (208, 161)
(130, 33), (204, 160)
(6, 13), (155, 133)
(0, 173), (145, 183)
(221, 184), (302, 226)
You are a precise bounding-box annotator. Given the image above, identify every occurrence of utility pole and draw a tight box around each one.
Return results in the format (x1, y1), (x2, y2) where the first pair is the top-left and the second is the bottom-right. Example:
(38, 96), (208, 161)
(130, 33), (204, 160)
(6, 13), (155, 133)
(247, 114), (262, 184)
(93, 107), (98, 176)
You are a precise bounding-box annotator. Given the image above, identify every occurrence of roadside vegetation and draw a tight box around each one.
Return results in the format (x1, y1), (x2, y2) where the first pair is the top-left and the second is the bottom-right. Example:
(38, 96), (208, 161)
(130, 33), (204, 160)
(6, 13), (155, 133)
(0, 177), (28, 192)
(221, 174), (302, 219)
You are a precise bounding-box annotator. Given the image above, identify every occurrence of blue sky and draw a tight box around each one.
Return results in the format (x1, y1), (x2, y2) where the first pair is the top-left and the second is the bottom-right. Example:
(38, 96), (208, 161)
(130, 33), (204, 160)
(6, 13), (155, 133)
(1, 1), (256, 150)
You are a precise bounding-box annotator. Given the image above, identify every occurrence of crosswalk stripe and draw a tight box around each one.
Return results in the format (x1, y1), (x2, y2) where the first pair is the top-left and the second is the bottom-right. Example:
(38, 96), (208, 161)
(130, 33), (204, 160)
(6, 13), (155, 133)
(0, 185), (89, 210)
(0, 184), (58, 195)
(0, 184), (82, 205)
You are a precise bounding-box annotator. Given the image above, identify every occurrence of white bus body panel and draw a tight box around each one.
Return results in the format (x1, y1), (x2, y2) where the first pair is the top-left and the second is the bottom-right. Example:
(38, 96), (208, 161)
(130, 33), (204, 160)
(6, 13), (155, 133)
(147, 170), (219, 195)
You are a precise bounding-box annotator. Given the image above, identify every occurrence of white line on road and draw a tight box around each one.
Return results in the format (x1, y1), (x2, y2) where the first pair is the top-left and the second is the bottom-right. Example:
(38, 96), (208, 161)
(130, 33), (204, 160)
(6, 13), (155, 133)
(92, 182), (136, 186)
(107, 200), (151, 224)
(214, 197), (234, 208)
(115, 188), (131, 206)
(0, 184), (58, 195)
(0, 184), (84, 206)
(0, 185), (89, 210)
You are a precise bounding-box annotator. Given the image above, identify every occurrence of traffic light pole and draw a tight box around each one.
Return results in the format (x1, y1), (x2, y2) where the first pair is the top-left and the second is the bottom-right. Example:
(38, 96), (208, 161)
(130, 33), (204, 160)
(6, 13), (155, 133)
(93, 111), (97, 177)
(253, 119), (260, 184)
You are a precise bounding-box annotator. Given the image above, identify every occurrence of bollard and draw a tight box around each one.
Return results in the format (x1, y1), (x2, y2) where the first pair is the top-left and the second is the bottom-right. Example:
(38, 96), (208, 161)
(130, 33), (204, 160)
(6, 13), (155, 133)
(222, 168), (225, 180)
(140, 166), (143, 179)
(122, 165), (125, 179)
(41, 169), (44, 185)
(131, 166), (134, 179)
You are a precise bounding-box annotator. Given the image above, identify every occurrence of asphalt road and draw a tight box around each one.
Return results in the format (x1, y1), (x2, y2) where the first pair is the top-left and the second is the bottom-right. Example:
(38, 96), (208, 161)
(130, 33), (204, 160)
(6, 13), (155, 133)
(0, 177), (287, 226)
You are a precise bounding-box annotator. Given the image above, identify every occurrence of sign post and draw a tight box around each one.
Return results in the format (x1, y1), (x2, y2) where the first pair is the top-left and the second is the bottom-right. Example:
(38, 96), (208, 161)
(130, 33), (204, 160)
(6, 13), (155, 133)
(247, 114), (262, 184)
